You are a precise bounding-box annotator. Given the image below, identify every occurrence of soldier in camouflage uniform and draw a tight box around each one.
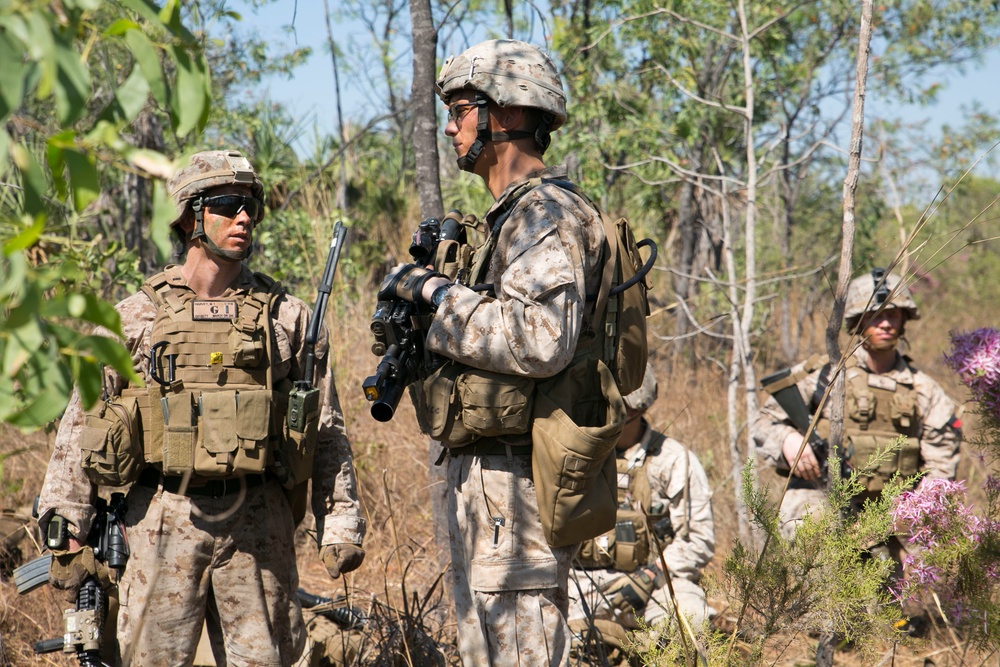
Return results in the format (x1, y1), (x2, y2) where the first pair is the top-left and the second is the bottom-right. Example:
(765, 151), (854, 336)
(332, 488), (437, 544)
(753, 269), (962, 558)
(569, 365), (715, 645)
(379, 40), (603, 666)
(37, 150), (366, 666)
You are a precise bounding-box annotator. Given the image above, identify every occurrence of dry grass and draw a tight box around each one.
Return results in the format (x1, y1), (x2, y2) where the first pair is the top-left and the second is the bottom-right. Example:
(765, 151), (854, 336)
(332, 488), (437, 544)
(0, 278), (996, 666)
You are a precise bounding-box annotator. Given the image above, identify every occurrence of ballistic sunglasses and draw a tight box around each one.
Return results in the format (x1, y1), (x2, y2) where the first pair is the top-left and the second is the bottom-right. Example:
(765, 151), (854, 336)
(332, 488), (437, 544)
(201, 195), (264, 222)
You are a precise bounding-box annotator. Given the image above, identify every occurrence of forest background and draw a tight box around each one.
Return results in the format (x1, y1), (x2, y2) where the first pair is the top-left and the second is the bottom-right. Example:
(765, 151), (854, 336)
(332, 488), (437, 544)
(1, 0), (999, 665)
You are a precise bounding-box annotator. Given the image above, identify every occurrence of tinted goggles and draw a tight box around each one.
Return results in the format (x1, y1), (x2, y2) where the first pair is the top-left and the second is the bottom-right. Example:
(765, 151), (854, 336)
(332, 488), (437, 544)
(201, 195), (264, 222)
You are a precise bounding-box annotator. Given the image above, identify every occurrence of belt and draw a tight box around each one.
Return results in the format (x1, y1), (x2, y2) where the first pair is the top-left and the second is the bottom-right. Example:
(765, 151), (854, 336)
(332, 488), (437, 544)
(136, 468), (271, 498)
(447, 441), (533, 458)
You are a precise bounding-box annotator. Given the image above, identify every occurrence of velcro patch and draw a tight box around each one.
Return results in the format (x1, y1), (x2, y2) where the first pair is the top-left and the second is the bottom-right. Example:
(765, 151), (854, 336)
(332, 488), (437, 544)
(192, 300), (238, 320)
(867, 374), (897, 392)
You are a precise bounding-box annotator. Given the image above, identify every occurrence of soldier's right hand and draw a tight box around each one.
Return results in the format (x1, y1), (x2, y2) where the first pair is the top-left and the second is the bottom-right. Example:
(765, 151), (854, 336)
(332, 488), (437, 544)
(49, 544), (100, 603)
(781, 432), (822, 481)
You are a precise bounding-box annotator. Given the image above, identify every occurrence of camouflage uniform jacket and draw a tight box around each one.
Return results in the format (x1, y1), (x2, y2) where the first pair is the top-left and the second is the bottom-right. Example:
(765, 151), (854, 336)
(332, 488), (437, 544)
(753, 347), (961, 480)
(38, 265), (366, 547)
(620, 423), (715, 583)
(425, 164), (605, 377)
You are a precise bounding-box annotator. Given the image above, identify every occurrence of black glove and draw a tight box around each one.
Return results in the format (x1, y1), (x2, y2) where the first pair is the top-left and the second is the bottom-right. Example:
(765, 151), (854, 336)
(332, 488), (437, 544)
(378, 264), (445, 304)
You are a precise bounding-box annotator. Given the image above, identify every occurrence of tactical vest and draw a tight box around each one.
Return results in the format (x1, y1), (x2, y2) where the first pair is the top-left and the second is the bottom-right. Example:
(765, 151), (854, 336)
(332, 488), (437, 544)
(814, 357), (921, 491)
(576, 432), (670, 572)
(80, 268), (317, 487)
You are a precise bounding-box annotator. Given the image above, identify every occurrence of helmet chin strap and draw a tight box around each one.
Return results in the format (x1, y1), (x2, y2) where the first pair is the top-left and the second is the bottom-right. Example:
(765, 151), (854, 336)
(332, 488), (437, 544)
(455, 95), (549, 171)
(190, 198), (252, 261)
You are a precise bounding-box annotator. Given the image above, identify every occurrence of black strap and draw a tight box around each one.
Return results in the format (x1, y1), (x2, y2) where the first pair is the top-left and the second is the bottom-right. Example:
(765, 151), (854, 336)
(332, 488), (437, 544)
(810, 363), (832, 412)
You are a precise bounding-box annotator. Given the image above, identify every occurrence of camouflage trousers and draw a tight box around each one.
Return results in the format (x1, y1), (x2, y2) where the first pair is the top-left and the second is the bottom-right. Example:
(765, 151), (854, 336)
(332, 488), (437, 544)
(447, 450), (575, 666)
(569, 568), (711, 632)
(118, 479), (306, 666)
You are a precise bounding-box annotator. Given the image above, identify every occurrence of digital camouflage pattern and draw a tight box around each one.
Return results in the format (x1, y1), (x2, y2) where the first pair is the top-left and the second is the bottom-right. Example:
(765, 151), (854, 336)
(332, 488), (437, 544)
(843, 270), (920, 330)
(569, 426), (715, 631)
(753, 346), (961, 538)
(167, 150), (264, 227)
(427, 165), (605, 665)
(436, 39), (567, 128)
(37, 264), (365, 665)
(425, 165), (604, 380)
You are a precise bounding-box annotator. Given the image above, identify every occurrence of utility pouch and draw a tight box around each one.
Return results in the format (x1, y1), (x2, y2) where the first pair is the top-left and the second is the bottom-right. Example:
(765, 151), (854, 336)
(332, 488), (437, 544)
(575, 507), (649, 572)
(421, 362), (477, 447)
(194, 390), (271, 477)
(161, 393), (197, 474)
(80, 394), (144, 487)
(141, 386), (165, 464)
(229, 325), (264, 367)
(847, 388), (876, 429)
(532, 358), (626, 548)
(456, 369), (534, 437)
(891, 391), (918, 432)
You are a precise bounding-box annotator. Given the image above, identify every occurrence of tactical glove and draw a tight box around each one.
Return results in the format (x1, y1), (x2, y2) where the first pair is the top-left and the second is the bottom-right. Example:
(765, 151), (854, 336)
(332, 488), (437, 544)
(378, 264), (447, 305)
(49, 546), (105, 602)
(320, 543), (366, 579)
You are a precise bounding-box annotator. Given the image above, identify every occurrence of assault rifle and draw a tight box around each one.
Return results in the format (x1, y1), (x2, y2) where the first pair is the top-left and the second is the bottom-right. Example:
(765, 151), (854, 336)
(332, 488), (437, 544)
(14, 493), (129, 665)
(362, 211), (473, 422)
(288, 221), (347, 434)
(760, 367), (850, 480)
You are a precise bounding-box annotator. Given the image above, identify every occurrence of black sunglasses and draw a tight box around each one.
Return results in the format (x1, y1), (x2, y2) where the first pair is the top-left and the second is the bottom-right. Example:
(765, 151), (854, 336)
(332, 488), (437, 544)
(201, 195), (264, 222)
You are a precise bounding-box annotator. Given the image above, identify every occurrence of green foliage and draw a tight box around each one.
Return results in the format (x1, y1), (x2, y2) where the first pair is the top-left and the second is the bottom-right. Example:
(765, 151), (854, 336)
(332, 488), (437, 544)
(1, 1), (212, 428)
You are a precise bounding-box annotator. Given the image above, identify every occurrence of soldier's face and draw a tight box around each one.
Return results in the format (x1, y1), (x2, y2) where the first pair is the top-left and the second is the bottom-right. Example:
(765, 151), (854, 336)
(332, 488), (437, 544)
(202, 184), (256, 256)
(860, 307), (905, 351)
(444, 91), (481, 156)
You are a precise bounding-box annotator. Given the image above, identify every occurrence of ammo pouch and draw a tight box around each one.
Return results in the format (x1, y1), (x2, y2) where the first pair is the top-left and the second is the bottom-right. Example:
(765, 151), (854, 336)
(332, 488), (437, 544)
(848, 433), (921, 492)
(576, 507), (650, 572)
(156, 389), (272, 478)
(420, 361), (535, 447)
(532, 357), (626, 548)
(80, 394), (144, 487)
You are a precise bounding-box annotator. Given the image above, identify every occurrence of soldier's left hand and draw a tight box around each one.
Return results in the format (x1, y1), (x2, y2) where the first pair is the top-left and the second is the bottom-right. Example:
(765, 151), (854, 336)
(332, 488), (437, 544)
(320, 543), (366, 579)
(379, 263), (450, 305)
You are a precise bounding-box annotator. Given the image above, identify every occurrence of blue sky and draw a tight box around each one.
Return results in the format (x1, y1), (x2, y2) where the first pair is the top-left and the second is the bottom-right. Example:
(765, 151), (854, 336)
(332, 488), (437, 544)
(238, 2), (999, 174)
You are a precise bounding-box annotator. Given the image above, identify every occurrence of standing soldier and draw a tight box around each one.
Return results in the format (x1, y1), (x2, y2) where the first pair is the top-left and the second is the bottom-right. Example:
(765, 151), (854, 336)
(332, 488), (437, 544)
(379, 40), (614, 665)
(753, 268), (962, 560)
(36, 150), (366, 666)
(569, 365), (715, 650)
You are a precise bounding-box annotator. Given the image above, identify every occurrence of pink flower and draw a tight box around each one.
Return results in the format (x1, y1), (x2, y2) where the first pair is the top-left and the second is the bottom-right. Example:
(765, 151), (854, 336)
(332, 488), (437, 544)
(945, 328), (1000, 420)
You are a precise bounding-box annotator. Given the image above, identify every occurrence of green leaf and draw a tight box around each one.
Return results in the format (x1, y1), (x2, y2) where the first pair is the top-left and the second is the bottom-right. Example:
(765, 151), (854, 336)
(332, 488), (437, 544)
(77, 334), (142, 387)
(104, 19), (141, 36)
(3, 215), (45, 254)
(53, 39), (91, 125)
(46, 143), (68, 201)
(73, 356), (104, 408)
(149, 179), (174, 262)
(9, 138), (46, 218)
(169, 44), (208, 137)
(3, 321), (44, 377)
(5, 352), (72, 428)
(124, 28), (166, 106)
(64, 149), (100, 213)
(0, 128), (9, 181)
(111, 65), (150, 123)
(0, 253), (27, 299)
(41, 292), (124, 333)
(0, 31), (28, 123)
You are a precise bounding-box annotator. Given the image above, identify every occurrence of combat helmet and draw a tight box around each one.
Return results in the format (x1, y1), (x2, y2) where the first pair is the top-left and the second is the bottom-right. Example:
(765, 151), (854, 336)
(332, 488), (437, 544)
(436, 39), (567, 170)
(624, 363), (658, 412)
(844, 268), (921, 332)
(166, 150), (264, 260)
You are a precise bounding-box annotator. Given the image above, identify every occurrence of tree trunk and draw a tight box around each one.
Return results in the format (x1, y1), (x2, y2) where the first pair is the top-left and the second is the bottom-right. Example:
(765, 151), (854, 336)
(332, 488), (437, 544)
(409, 0), (443, 219)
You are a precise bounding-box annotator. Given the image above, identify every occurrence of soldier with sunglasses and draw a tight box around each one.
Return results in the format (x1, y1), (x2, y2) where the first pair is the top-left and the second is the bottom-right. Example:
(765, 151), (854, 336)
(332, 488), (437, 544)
(37, 150), (366, 666)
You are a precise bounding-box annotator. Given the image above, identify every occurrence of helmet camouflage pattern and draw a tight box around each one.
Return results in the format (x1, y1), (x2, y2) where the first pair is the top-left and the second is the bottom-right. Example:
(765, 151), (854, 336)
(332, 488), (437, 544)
(624, 362), (658, 412)
(844, 268), (920, 330)
(166, 150), (264, 227)
(436, 39), (567, 130)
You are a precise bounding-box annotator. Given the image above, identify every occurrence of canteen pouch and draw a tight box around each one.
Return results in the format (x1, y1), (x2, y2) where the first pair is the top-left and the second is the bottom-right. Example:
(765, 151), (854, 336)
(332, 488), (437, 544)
(532, 358), (626, 548)
(79, 395), (144, 487)
(275, 389), (320, 489)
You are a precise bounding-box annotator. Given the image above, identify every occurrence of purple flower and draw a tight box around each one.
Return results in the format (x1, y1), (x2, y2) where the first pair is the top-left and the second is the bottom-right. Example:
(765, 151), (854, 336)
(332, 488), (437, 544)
(945, 328), (1000, 420)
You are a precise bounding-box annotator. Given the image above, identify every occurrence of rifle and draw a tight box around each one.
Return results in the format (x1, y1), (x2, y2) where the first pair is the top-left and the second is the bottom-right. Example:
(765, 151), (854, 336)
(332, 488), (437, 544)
(15, 493), (129, 665)
(760, 366), (850, 480)
(287, 221), (348, 434)
(362, 211), (474, 422)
